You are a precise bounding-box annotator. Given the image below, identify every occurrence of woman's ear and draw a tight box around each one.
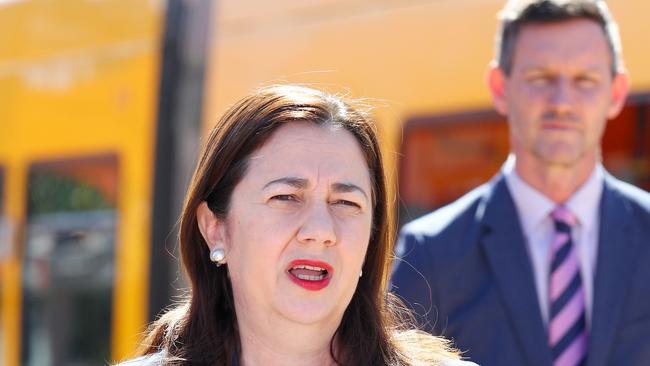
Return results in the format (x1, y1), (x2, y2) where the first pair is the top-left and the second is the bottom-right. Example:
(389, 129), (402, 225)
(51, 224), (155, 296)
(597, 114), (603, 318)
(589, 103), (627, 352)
(196, 201), (227, 251)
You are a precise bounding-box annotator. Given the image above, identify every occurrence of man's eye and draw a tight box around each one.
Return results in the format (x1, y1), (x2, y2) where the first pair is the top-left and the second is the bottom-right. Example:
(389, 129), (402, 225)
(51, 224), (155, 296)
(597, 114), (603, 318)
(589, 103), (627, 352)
(575, 77), (598, 89)
(528, 76), (552, 86)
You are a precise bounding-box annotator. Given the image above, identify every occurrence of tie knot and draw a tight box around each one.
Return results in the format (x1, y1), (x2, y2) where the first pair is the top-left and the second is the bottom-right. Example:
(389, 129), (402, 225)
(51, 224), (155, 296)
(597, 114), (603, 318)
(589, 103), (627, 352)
(551, 206), (577, 229)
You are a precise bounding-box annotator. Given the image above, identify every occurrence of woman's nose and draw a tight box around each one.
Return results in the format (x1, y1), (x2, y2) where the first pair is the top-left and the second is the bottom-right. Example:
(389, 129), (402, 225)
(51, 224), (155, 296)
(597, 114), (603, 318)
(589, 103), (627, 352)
(296, 202), (337, 246)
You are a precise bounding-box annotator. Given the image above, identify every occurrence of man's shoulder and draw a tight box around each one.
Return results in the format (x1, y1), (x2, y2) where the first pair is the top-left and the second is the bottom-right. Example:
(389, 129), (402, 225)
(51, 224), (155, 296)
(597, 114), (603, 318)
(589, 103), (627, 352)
(401, 181), (493, 238)
(606, 174), (650, 213)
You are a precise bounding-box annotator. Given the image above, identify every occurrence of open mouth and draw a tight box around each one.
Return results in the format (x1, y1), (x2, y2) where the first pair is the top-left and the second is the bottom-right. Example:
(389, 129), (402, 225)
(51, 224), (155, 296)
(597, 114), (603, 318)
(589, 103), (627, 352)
(288, 264), (328, 281)
(286, 260), (333, 291)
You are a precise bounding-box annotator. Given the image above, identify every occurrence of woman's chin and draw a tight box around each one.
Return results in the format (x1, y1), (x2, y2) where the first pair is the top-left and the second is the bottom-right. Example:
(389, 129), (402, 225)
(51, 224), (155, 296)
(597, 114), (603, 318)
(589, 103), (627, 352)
(273, 293), (348, 328)
(276, 299), (337, 325)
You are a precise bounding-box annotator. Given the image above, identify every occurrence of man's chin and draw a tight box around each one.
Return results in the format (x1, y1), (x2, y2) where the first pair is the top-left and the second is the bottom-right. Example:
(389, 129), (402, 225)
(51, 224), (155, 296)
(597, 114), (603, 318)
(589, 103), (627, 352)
(534, 149), (585, 168)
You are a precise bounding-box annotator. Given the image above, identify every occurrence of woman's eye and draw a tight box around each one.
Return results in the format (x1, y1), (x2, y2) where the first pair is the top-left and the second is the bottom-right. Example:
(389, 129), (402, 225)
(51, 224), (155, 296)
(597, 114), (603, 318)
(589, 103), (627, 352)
(271, 194), (297, 202)
(332, 200), (361, 209)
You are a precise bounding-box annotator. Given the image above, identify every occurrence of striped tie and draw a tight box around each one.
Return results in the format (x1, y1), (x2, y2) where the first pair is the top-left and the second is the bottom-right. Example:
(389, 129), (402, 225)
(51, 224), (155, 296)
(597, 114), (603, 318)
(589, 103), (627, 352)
(549, 206), (587, 366)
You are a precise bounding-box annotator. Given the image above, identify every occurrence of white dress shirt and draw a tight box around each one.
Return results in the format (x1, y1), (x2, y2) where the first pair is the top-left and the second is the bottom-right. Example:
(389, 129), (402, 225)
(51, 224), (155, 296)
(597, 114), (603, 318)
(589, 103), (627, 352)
(502, 155), (602, 328)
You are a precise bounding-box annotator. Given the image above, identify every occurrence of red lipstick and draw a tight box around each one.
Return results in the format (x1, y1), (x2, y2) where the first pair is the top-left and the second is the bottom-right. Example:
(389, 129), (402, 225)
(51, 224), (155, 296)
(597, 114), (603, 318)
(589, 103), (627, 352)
(286, 259), (333, 291)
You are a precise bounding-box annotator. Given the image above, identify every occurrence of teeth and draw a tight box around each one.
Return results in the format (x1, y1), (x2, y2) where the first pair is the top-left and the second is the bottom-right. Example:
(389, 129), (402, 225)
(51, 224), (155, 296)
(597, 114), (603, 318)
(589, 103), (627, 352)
(292, 264), (326, 272)
(296, 273), (326, 281)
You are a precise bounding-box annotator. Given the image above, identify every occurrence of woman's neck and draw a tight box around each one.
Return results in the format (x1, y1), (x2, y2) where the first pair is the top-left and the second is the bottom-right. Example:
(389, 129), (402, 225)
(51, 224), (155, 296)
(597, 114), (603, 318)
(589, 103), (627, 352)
(236, 311), (339, 366)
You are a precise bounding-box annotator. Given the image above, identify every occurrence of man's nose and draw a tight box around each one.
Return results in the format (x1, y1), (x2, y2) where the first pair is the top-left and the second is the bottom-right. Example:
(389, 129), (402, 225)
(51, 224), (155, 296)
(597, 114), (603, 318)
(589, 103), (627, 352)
(296, 202), (337, 246)
(548, 77), (574, 113)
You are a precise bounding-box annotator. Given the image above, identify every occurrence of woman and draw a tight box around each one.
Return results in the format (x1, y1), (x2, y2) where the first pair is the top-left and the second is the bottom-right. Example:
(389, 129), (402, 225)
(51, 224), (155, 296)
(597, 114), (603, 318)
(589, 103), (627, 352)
(118, 85), (477, 365)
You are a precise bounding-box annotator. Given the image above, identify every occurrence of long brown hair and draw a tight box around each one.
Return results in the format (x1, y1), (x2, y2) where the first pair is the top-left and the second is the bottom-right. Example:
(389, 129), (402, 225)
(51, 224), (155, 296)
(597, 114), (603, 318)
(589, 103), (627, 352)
(135, 85), (458, 365)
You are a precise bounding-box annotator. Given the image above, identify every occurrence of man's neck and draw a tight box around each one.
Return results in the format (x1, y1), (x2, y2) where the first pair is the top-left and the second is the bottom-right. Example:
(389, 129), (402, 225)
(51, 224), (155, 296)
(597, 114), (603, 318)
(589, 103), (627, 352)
(513, 151), (598, 204)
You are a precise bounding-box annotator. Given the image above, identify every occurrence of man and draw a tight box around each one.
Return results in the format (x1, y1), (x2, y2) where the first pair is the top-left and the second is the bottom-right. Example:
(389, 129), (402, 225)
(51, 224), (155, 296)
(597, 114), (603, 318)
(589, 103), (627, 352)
(391, 1), (650, 366)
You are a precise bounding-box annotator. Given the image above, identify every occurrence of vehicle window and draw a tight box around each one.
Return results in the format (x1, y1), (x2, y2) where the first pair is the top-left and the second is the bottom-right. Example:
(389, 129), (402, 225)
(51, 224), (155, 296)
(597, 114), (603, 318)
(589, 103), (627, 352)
(21, 156), (118, 366)
(0, 166), (5, 360)
(602, 100), (650, 191)
(0, 166), (3, 211)
(399, 113), (509, 224)
(0, 166), (6, 255)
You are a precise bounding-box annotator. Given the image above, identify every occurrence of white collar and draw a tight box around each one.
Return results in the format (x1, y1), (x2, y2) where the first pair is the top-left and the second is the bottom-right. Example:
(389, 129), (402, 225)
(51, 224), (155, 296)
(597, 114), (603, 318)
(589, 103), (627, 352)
(502, 154), (604, 233)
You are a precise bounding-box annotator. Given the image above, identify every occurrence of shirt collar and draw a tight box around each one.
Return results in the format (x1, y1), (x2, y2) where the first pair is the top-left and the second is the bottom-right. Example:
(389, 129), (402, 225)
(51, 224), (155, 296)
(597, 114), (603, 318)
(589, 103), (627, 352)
(502, 154), (604, 234)
(502, 155), (554, 236)
(565, 163), (604, 233)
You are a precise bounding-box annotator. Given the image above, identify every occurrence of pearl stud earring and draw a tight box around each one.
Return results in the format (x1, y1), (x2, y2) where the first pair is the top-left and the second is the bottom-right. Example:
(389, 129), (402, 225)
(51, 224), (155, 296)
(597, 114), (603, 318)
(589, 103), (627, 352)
(210, 247), (226, 266)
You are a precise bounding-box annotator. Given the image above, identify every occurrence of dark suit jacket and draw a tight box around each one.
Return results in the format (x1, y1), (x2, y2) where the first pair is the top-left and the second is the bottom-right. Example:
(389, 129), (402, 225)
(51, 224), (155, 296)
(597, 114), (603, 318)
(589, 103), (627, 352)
(391, 173), (650, 366)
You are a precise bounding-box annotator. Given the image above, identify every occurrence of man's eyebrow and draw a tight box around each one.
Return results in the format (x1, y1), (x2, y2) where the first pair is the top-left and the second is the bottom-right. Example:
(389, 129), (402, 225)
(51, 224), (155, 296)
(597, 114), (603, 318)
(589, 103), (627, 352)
(523, 65), (606, 74)
(331, 182), (369, 200)
(523, 66), (553, 74)
(263, 177), (309, 190)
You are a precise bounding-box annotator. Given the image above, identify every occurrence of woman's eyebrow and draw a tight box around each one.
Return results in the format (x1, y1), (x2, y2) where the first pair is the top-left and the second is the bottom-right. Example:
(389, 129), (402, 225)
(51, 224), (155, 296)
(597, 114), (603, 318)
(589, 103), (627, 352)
(331, 182), (368, 200)
(263, 179), (368, 199)
(263, 177), (309, 190)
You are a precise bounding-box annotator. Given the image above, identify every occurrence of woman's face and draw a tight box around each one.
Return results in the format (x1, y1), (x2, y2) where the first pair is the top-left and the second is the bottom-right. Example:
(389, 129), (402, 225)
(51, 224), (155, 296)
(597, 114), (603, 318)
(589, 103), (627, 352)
(218, 122), (373, 327)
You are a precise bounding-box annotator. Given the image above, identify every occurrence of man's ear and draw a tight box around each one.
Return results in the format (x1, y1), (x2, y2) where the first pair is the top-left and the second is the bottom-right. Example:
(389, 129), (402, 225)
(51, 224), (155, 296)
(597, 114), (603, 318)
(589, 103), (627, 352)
(487, 62), (509, 116)
(196, 201), (227, 251)
(607, 71), (629, 119)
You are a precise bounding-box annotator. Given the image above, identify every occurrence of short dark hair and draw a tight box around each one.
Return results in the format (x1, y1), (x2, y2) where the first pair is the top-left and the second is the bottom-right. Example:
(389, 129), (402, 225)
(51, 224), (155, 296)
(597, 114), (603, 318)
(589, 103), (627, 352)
(495, 0), (622, 76)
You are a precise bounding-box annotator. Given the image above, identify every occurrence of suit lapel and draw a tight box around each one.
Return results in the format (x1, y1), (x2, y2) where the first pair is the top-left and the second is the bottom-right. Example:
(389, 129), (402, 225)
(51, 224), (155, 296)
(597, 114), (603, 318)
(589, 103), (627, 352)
(479, 176), (552, 366)
(587, 176), (634, 366)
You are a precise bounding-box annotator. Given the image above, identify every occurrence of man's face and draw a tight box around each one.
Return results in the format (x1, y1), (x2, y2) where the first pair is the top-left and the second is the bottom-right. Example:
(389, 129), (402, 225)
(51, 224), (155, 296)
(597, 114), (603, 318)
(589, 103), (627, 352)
(493, 19), (627, 167)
